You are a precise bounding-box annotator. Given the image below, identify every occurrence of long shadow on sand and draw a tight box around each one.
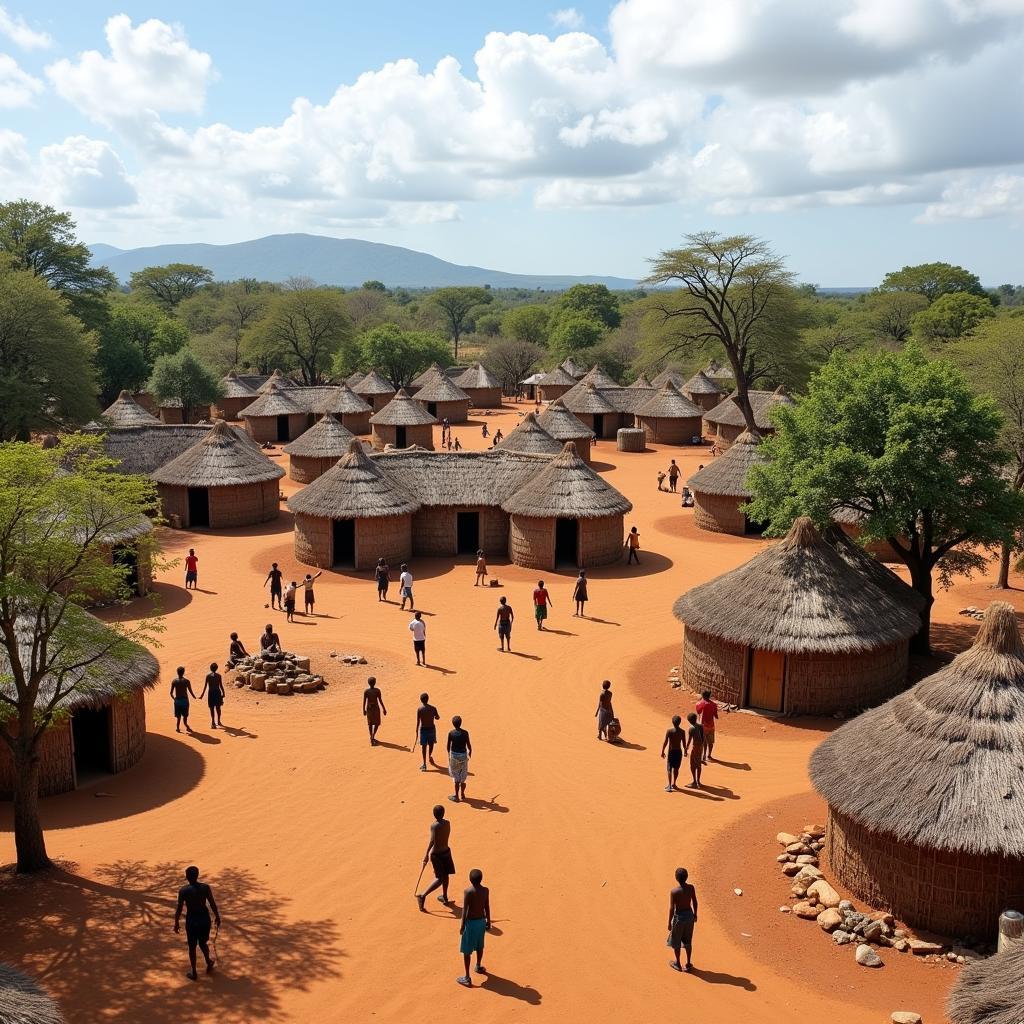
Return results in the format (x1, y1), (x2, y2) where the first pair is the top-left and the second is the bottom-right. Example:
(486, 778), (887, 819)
(690, 966), (756, 990)
(462, 794), (509, 813)
(0, 860), (344, 1024)
(479, 972), (542, 1004)
(97, 581), (191, 623)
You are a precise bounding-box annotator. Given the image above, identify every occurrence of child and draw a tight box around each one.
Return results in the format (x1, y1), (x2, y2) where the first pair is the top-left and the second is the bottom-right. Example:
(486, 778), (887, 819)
(475, 550), (488, 587)
(657, 471), (667, 491)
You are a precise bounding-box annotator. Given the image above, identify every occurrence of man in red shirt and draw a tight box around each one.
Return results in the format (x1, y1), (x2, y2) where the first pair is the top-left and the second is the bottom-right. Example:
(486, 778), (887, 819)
(695, 690), (719, 764)
(184, 548), (199, 590)
(532, 580), (552, 631)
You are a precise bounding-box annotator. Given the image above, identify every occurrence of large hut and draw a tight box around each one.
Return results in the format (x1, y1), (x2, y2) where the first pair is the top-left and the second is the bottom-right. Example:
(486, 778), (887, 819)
(370, 389), (437, 450)
(496, 412), (563, 456)
(454, 363), (503, 408)
(810, 602), (1024, 941)
(238, 382), (310, 443)
(257, 368), (296, 393)
(283, 414), (356, 483)
(0, 612), (158, 798)
(152, 420), (284, 528)
(703, 386), (792, 448)
(304, 384), (373, 435)
(687, 430), (768, 535)
(413, 373), (471, 424)
(502, 442), (632, 570)
(0, 964), (65, 1024)
(673, 517), (920, 716)
(537, 366), (578, 404)
(354, 369), (397, 412)
(288, 440), (419, 569)
(212, 372), (259, 420)
(681, 370), (724, 413)
(537, 399), (594, 463)
(636, 382), (704, 445)
(561, 382), (620, 439)
(100, 391), (161, 428)
(948, 943), (1024, 1024)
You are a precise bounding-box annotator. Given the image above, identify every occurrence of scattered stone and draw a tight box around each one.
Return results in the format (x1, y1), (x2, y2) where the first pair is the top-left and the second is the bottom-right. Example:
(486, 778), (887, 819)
(791, 887), (808, 899)
(792, 901), (821, 919)
(952, 946), (982, 961)
(833, 929), (854, 945)
(808, 880), (841, 909)
(786, 842), (813, 855)
(817, 908), (843, 932)
(892, 939), (910, 953)
(777, 854), (794, 863)
(733, 888), (743, 896)
(839, 900), (855, 912)
(804, 823), (825, 838)
(793, 866), (823, 885)
(907, 939), (944, 956)
(782, 863), (802, 876)
(862, 920), (887, 944)
(946, 952), (959, 962)
(779, 906), (791, 914)
(796, 854), (819, 866)
(856, 944), (883, 968)
(890, 1013), (922, 1024)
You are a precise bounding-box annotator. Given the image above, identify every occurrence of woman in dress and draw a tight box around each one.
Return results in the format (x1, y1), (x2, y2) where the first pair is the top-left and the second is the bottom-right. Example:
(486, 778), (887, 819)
(573, 570), (588, 617)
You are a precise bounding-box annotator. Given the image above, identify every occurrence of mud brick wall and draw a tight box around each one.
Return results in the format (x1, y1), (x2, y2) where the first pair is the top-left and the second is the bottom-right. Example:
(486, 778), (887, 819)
(640, 415), (703, 445)
(356, 516), (413, 570)
(681, 628), (745, 707)
(509, 514), (555, 570)
(693, 492), (746, 535)
(340, 411), (371, 436)
(0, 719), (74, 798)
(209, 480), (280, 528)
(412, 506), (509, 557)
(579, 515), (625, 567)
(785, 643), (909, 716)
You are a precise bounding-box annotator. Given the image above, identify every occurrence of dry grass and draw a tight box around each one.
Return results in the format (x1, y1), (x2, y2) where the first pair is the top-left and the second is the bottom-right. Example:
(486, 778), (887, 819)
(947, 944), (1024, 1024)
(0, 963), (64, 1024)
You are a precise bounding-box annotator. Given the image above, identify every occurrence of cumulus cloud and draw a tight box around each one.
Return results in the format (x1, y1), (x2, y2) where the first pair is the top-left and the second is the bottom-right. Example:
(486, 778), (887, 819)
(551, 8), (585, 29)
(0, 6), (52, 50)
(919, 171), (1024, 221)
(0, 52), (42, 107)
(39, 136), (137, 208)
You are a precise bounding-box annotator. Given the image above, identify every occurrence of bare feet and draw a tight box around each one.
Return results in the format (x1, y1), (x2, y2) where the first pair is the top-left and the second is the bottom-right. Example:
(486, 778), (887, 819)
(206, 960), (215, 974)
(187, 971), (198, 981)
(416, 894), (426, 912)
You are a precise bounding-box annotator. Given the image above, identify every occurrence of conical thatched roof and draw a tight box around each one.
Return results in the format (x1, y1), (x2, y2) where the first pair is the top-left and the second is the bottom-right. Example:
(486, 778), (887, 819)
(687, 429), (765, 497)
(257, 369), (296, 393)
(562, 381), (617, 415)
(673, 516), (920, 654)
(628, 374), (653, 389)
(283, 414), (356, 458)
(811, 602), (1024, 856)
(310, 383), (372, 415)
(345, 370), (367, 388)
(496, 413), (563, 456)
(703, 389), (794, 429)
(413, 373), (470, 403)
(0, 964), (65, 1024)
(411, 362), (445, 389)
(537, 399), (592, 441)
(502, 442), (632, 519)
(580, 365), (618, 389)
(682, 370), (723, 395)
(220, 372), (258, 400)
(354, 369), (396, 396)
(100, 391), (161, 427)
(454, 362), (500, 390)
(370, 389), (438, 426)
(704, 358), (734, 381)
(152, 419), (284, 487)
(538, 366), (578, 388)
(637, 382), (703, 419)
(947, 944), (1024, 1024)
(560, 357), (586, 379)
(238, 381), (307, 418)
(287, 439), (419, 519)
(650, 368), (688, 389)
(823, 524), (926, 613)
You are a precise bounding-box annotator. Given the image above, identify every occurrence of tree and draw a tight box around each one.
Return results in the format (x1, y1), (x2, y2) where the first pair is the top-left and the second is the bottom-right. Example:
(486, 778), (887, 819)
(858, 290), (929, 345)
(880, 262), (986, 303)
(0, 259), (98, 440)
(147, 349), (223, 423)
(95, 302), (188, 401)
(0, 435), (160, 870)
(474, 311), (503, 337)
(502, 305), (550, 346)
(355, 324), (450, 389)
(746, 346), (1024, 652)
(547, 309), (605, 360)
(179, 281), (269, 369)
(362, 280), (387, 292)
(241, 288), (353, 384)
(129, 264), (213, 312)
(482, 338), (544, 391)
(558, 283), (621, 328)
(911, 291), (996, 344)
(428, 287), (492, 360)
(645, 232), (798, 432)
(343, 287), (392, 332)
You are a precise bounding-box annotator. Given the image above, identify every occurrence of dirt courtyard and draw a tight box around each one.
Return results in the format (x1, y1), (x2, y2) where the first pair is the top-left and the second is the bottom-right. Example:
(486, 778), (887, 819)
(2, 401), (1015, 1024)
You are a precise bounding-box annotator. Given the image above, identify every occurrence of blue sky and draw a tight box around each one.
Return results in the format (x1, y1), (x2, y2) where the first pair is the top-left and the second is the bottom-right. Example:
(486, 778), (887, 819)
(2, 1), (1023, 284)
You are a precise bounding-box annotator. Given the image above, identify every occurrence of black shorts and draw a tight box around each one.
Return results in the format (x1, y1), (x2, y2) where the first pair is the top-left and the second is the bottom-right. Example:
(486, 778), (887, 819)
(667, 749), (683, 770)
(431, 848), (455, 878)
(185, 915), (211, 946)
(413, 640), (425, 653)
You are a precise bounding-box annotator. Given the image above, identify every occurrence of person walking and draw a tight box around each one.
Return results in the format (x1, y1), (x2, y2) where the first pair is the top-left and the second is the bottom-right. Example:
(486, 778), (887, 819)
(416, 804), (455, 910)
(174, 865), (220, 981)
(283, 581), (298, 622)
(475, 550), (488, 587)
(667, 867), (698, 973)
(695, 690), (719, 764)
(685, 712), (705, 789)
(533, 579), (552, 630)
(375, 558), (390, 602)
(625, 526), (641, 565)
(363, 677), (387, 745)
(415, 693), (440, 770)
(399, 564), (414, 611)
(447, 715), (471, 803)
(264, 562), (283, 609)
(302, 571), (322, 615)
(494, 596), (514, 652)
(409, 610), (427, 666)
(453, 437), (462, 451)
(171, 667), (196, 733)
(200, 662), (225, 730)
(572, 570), (588, 617)
(184, 548), (199, 590)
(595, 680), (614, 741)
(660, 715), (686, 792)
(667, 459), (680, 493)
(457, 869), (492, 987)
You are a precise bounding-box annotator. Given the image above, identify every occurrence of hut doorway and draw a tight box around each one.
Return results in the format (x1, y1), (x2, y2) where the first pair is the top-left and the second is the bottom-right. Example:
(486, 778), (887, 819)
(112, 544), (140, 596)
(748, 649), (785, 712)
(744, 514), (768, 537)
(457, 512), (479, 554)
(332, 518), (356, 568)
(555, 518), (579, 567)
(426, 402), (438, 418)
(593, 413), (604, 438)
(276, 414), (290, 442)
(72, 706), (112, 783)
(187, 487), (210, 527)
(395, 426), (408, 448)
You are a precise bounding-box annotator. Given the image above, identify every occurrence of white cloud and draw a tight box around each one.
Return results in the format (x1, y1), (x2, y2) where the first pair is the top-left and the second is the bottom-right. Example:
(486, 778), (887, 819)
(0, 7), (52, 50)
(551, 8), (584, 29)
(39, 135), (137, 208)
(0, 52), (41, 107)
(919, 171), (1024, 221)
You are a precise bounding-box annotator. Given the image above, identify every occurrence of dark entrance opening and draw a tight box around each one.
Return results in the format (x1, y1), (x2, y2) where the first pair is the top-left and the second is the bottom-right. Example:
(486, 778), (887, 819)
(744, 514), (768, 537)
(187, 487), (210, 527)
(276, 414), (290, 442)
(555, 517), (578, 567)
(72, 706), (112, 782)
(457, 511), (479, 554)
(395, 426), (407, 448)
(592, 413), (604, 438)
(427, 402), (437, 418)
(333, 518), (356, 568)
(112, 544), (140, 596)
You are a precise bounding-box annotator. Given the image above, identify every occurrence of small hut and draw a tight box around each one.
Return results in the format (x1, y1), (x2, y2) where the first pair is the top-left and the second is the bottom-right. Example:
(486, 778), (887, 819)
(152, 420), (284, 528)
(0, 964), (65, 1023)
(283, 414), (356, 483)
(453, 363), (502, 408)
(370, 389), (437, 450)
(703, 386), (792, 448)
(502, 442), (632, 570)
(537, 399), (594, 463)
(212, 372), (259, 420)
(257, 368), (296, 393)
(682, 370), (724, 413)
(561, 382), (619, 439)
(238, 382), (310, 443)
(345, 370), (366, 388)
(100, 391), (161, 428)
(628, 373), (654, 390)
(579, 365), (619, 390)
(413, 373), (471, 424)
(411, 362), (446, 389)
(811, 602), (1024, 941)
(354, 369), (397, 412)
(156, 398), (210, 425)
(88, 514), (155, 601)
(703, 358), (735, 391)
(308, 384), (372, 435)
(636, 382), (704, 445)
(948, 943), (1024, 1024)
(687, 430), (767, 535)
(496, 412), (563, 456)
(288, 439), (419, 569)
(560, 356), (586, 380)
(537, 366), (578, 404)
(0, 613), (158, 798)
(673, 517), (919, 716)
(650, 367), (688, 389)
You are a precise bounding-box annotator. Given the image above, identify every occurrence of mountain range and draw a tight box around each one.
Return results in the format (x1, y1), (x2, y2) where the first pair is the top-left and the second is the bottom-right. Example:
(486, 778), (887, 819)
(88, 233), (639, 291)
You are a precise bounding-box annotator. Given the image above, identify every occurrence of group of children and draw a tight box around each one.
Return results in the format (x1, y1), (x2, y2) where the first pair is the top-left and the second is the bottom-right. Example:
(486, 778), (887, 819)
(657, 459), (696, 506)
(263, 563), (322, 621)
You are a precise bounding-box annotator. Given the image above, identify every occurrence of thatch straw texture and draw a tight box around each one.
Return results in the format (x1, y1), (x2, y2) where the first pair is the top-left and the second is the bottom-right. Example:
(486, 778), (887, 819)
(298, 384), (372, 416)
(257, 369), (296, 392)
(101, 391), (161, 427)
(288, 440), (420, 519)
(411, 363), (445, 388)
(537, 399), (592, 440)
(636, 382), (703, 419)
(496, 413), (563, 456)
(560, 357), (585, 379)
(628, 374), (653, 389)
(0, 964), (65, 1024)
(220, 372), (258, 399)
(673, 516), (920, 654)
(682, 371), (723, 396)
(703, 389), (793, 429)
(283, 414), (355, 457)
(413, 374), (470, 403)
(238, 382), (307, 418)
(947, 945), (1024, 1024)
(538, 366), (578, 388)
(703, 358), (734, 382)
(454, 362), (501, 390)
(152, 420), (284, 487)
(97, 424), (248, 475)
(823, 525), (926, 612)
(354, 369), (396, 396)
(580, 365), (618, 389)
(650, 368), (688, 389)
(370, 389), (437, 426)
(561, 382), (617, 415)
(345, 370), (366, 388)
(687, 430), (765, 497)
(501, 442), (632, 518)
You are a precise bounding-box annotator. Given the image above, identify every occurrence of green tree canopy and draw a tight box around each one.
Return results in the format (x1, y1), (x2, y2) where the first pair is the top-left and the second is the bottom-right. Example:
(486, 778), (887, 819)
(857, 290), (929, 345)
(746, 345), (1024, 651)
(179, 281), (270, 370)
(147, 349), (222, 422)
(362, 280), (387, 292)
(474, 311), (503, 337)
(95, 302), (188, 401)
(880, 262), (987, 302)
(557, 283), (621, 328)
(911, 291), (996, 344)
(355, 324), (450, 389)
(428, 287), (492, 360)
(129, 263), (213, 311)
(502, 304), (550, 346)
(546, 309), (605, 360)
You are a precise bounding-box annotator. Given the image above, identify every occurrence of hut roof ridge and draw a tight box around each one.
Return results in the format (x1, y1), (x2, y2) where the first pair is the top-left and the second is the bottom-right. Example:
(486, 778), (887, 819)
(282, 413), (356, 457)
(151, 419), (284, 486)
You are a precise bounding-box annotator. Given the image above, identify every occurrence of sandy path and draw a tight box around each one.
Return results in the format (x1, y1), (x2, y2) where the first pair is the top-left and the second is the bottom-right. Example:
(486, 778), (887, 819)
(2, 402), (1014, 1024)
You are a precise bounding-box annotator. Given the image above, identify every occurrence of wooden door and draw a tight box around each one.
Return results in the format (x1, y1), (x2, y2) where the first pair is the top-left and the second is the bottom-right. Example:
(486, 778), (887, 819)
(748, 649), (785, 712)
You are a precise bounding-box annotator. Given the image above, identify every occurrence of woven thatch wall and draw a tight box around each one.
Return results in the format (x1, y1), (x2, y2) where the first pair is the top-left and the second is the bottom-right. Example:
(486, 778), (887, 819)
(693, 492), (747, 535)
(159, 406), (184, 425)
(617, 428), (646, 452)
(245, 413), (311, 443)
(580, 514), (626, 567)
(826, 806), (1024, 940)
(86, 544), (153, 603)
(462, 386), (502, 408)
(639, 414), (703, 445)
(837, 522), (904, 564)
(682, 628), (746, 706)
(288, 454), (336, 484)
(338, 410), (372, 436)
(424, 398), (470, 425)
(110, 687), (147, 773)
(539, 383), (572, 403)
(786, 642), (909, 716)
(211, 396), (252, 421)
(411, 506), (510, 556)
(293, 512), (413, 570)
(371, 423), (435, 451)
(509, 514), (556, 569)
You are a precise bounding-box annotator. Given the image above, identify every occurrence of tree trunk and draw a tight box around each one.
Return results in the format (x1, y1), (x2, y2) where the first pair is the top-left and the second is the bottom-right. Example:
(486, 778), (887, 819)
(906, 561), (934, 656)
(12, 746), (51, 872)
(452, 331), (460, 363)
(997, 541), (1011, 589)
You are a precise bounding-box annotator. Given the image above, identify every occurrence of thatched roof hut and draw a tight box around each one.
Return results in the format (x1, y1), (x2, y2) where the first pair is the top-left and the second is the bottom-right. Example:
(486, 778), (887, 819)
(354, 369), (397, 411)
(823, 525), (925, 613)
(810, 602), (1024, 940)
(413, 373), (471, 423)
(296, 384), (373, 434)
(580, 365), (618, 390)
(100, 391), (162, 428)
(628, 373), (653, 389)
(213, 372), (259, 420)
(948, 944), (1024, 1024)
(237, 381), (311, 443)
(703, 358), (735, 389)
(537, 399), (594, 463)
(687, 429), (767, 535)
(496, 412), (563, 456)
(411, 362), (445, 389)
(636, 382), (704, 445)
(93, 423), (239, 476)
(681, 370), (724, 412)
(257, 368), (296, 393)
(560, 356), (586, 379)
(453, 362), (503, 408)
(560, 381), (623, 439)
(537, 365), (578, 402)
(650, 368), (688, 389)
(703, 386), (793, 447)
(0, 964), (65, 1023)
(283, 414), (357, 483)
(369, 388), (437, 450)
(673, 516), (919, 716)
(345, 370), (366, 388)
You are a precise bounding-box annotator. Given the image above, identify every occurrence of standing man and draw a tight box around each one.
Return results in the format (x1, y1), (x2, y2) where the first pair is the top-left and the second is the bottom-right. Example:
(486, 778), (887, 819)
(200, 662), (225, 730)
(695, 690), (719, 764)
(595, 680), (614, 741)
(667, 459), (680, 493)
(302, 570), (322, 615)
(264, 562), (283, 609)
(416, 804), (455, 910)
(184, 548), (199, 590)
(447, 715), (472, 803)
(409, 611), (427, 666)
(572, 570), (588, 617)
(494, 596), (514, 652)
(533, 579), (552, 631)
(375, 558), (390, 602)
(174, 865), (220, 981)
(660, 715), (686, 792)
(363, 676), (387, 745)
(625, 526), (641, 564)
(415, 692), (440, 771)
(171, 666), (196, 733)
(667, 867), (698, 973)
(685, 712), (705, 789)
(399, 563), (415, 611)
(457, 869), (492, 987)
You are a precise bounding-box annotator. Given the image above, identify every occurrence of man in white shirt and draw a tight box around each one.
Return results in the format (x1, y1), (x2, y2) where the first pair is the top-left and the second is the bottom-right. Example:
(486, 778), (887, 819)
(409, 611), (427, 666)
(399, 563), (414, 611)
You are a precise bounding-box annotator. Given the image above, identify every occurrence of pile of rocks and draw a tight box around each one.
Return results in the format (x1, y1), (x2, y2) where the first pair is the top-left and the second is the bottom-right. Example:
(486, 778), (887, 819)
(959, 606), (987, 621)
(231, 651), (327, 695)
(330, 652), (368, 665)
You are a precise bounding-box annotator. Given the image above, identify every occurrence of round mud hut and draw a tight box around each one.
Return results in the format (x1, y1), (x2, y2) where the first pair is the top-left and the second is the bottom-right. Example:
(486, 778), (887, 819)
(636, 382), (704, 445)
(238, 382), (310, 443)
(257, 368), (296, 393)
(283, 414), (356, 483)
(650, 367), (688, 389)
(0, 612), (158, 798)
(948, 943), (1024, 1024)
(353, 369), (397, 412)
(496, 412), (563, 456)
(413, 373), (471, 424)
(682, 370), (724, 414)
(370, 389), (437, 450)
(288, 439), (419, 569)
(628, 373), (653, 389)
(0, 964), (65, 1023)
(561, 382), (619, 439)
(537, 399), (594, 463)
(537, 366), (578, 404)
(810, 602), (1024, 942)
(672, 516), (920, 716)
(502, 441), (632, 570)
(100, 391), (161, 428)
(454, 363), (503, 408)
(313, 383), (372, 435)
(703, 386), (792, 449)
(152, 420), (284, 528)
(88, 513), (155, 602)
(212, 372), (259, 420)
(687, 430), (768, 535)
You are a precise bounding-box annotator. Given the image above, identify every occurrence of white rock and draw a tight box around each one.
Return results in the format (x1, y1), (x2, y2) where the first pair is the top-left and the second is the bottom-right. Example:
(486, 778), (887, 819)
(856, 944), (883, 967)
(734, 888), (743, 896)
(890, 1014), (922, 1024)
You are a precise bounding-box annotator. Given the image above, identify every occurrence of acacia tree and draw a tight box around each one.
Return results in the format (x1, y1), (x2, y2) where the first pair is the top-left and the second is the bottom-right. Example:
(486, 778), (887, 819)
(429, 287), (492, 361)
(0, 436), (160, 871)
(355, 324), (450, 388)
(129, 263), (213, 312)
(746, 345), (1024, 652)
(147, 349), (223, 422)
(482, 338), (544, 391)
(880, 262), (987, 302)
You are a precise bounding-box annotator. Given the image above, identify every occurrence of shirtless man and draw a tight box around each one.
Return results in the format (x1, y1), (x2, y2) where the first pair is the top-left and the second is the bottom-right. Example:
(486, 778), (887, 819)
(363, 677), (387, 745)
(264, 562), (283, 609)
(667, 867), (698, 973)
(226, 632), (248, 668)
(457, 869), (492, 986)
(174, 865), (221, 980)
(660, 715), (687, 791)
(415, 692), (440, 771)
(260, 623), (281, 653)
(595, 680), (614, 741)
(416, 804), (455, 910)
(200, 663), (225, 730)
(685, 712), (705, 789)
(170, 667), (196, 733)
(494, 597), (514, 652)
